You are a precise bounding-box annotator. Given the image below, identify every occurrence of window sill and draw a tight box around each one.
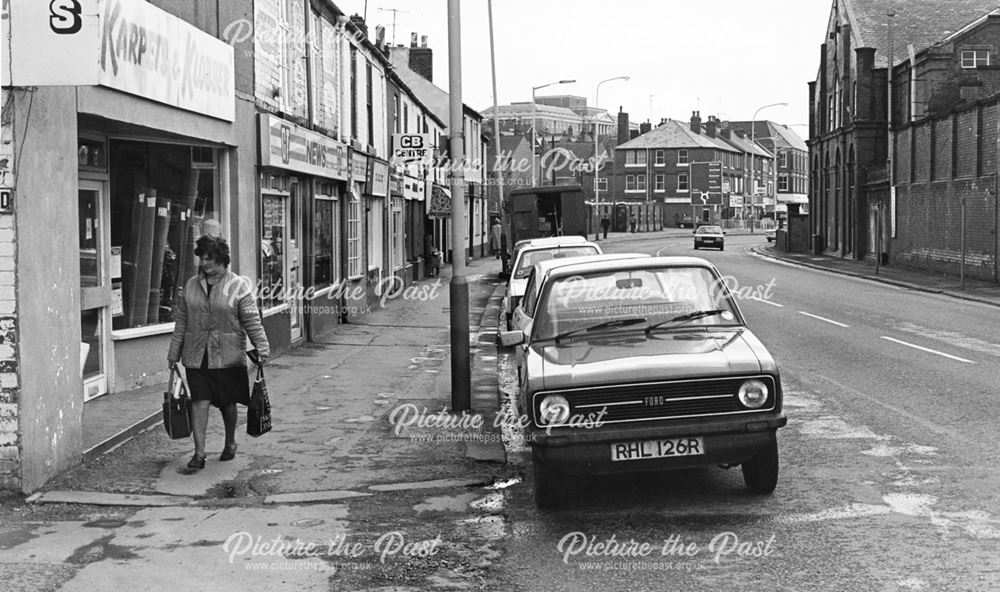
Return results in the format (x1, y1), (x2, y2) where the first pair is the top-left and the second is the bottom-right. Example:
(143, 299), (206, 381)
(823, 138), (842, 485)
(112, 323), (175, 341)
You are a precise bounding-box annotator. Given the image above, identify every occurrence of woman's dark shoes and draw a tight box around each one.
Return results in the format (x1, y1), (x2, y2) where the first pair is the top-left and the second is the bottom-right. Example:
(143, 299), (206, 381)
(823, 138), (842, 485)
(187, 453), (206, 469)
(219, 443), (238, 461)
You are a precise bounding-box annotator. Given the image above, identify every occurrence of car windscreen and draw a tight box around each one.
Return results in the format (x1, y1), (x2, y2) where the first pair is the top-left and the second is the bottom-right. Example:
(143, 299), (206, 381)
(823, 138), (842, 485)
(696, 226), (722, 234)
(533, 266), (739, 340)
(514, 246), (600, 279)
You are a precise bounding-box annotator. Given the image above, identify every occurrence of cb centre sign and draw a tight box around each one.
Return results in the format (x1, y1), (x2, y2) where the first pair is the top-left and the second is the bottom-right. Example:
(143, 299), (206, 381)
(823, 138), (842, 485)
(392, 133), (433, 165)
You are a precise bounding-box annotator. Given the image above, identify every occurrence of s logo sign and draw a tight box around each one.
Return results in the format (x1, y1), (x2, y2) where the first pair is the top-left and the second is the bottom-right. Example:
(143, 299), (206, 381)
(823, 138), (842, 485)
(50, 0), (83, 35)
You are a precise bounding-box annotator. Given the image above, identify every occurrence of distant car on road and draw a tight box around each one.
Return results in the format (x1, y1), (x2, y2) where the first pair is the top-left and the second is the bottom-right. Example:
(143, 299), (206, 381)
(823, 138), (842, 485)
(500, 256), (786, 508)
(765, 228), (776, 243)
(676, 214), (695, 228)
(693, 225), (725, 250)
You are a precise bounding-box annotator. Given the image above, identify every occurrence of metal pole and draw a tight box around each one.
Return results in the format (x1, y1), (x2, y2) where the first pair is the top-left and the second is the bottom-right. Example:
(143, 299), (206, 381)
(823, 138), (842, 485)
(961, 196), (966, 291)
(447, 0), (470, 411)
(531, 88), (537, 187)
(875, 203), (881, 275)
(486, 0), (507, 264)
(593, 107), (600, 241)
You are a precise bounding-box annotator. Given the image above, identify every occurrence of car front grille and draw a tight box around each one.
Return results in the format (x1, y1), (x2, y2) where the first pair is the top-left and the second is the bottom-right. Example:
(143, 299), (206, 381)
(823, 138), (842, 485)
(532, 375), (777, 427)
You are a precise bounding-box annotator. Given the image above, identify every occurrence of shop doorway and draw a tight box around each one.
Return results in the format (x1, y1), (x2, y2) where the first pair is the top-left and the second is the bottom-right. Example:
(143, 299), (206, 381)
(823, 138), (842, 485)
(79, 181), (111, 401)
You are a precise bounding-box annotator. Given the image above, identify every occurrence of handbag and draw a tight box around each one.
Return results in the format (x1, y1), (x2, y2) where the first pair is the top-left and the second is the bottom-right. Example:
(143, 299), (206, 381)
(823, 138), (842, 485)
(162, 366), (192, 439)
(247, 362), (272, 437)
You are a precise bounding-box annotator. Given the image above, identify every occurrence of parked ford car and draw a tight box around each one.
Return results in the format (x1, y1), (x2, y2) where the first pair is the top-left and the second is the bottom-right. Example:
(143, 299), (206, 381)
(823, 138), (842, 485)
(500, 256), (785, 508)
(501, 237), (601, 330)
(764, 228), (776, 243)
(693, 225), (726, 250)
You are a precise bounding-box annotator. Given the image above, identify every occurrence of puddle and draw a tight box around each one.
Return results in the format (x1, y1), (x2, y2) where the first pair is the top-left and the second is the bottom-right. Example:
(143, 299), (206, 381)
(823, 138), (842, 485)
(883, 493), (936, 516)
(776, 503), (892, 523)
(412, 493), (480, 513)
(457, 515), (507, 541)
(798, 417), (882, 439)
(861, 443), (938, 457)
(344, 415), (376, 423)
(291, 518), (326, 527)
(82, 518), (128, 529)
(486, 477), (522, 490)
(470, 493), (505, 513)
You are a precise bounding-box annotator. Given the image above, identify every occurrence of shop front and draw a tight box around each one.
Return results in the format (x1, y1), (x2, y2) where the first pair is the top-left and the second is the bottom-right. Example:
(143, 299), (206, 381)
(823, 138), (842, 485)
(402, 173), (425, 283)
(258, 114), (349, 345)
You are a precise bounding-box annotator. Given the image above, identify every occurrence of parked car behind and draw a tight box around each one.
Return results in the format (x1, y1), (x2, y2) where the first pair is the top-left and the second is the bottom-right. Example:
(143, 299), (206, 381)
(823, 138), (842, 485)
(765, 228), (776, 243)
(501, 237), (601, 330)
(500, 256), (785, 508)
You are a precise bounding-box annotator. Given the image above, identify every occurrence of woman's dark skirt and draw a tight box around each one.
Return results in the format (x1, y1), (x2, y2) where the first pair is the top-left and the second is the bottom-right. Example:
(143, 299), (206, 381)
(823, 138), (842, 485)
(185, 355), (251, 408)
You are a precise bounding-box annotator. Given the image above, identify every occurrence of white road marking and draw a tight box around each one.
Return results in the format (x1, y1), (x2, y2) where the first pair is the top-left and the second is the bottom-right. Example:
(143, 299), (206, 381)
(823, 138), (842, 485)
(746, 297), (784, 307)
(880, 336), (976, 364)
(798, 311), (849, 327)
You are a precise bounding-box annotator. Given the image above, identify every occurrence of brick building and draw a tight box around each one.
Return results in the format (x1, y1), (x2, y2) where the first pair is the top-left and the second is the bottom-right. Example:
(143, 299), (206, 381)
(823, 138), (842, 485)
(808, 0), (999, 266)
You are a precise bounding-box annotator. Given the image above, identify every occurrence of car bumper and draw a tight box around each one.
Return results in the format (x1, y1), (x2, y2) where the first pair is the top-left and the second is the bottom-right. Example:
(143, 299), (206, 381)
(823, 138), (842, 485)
(530, 413), (786, 476)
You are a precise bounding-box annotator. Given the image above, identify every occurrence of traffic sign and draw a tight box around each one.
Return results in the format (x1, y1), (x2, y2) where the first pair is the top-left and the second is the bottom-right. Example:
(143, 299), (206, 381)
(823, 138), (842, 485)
(689, 161), (723, 205)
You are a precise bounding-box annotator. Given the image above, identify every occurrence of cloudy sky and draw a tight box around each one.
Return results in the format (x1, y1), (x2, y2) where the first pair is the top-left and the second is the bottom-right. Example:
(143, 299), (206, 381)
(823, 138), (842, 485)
(335, 0), (833, 133)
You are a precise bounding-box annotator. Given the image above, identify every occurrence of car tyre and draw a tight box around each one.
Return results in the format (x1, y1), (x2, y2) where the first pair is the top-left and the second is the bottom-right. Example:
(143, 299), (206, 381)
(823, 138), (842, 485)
(742, 434), (778, 494)
(719, 245), (724, 251)
(532, 449), (567, 509)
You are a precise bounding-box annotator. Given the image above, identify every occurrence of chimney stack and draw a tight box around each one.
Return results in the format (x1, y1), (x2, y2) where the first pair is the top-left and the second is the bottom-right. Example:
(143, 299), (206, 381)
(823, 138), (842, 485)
(705, 115), (718, 138)
(690, 110), (702, 134)
(617, 107), (630, 146)
(639, 120), (652, 135)
(350, 14), (368, 38)
(408, 32), (433, 82)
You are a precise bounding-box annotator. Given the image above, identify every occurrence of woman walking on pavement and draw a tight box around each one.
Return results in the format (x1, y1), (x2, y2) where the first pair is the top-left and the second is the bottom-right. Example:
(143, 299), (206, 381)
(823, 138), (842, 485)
(167, 235), (270, 470)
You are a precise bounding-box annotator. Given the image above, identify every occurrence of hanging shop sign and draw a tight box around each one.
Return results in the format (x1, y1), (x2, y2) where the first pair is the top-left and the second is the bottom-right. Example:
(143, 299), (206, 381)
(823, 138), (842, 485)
(403, 176), (424, 201)
(427, 185), (451, 218)
(368, 159), (389, 197)
(4, 0), (236, 121)
(391, 133), (432, 165)
(259, 114), (348, 180)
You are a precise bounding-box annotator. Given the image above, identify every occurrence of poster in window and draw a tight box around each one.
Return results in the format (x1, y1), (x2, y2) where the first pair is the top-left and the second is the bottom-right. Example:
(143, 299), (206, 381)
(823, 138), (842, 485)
(111, 284), (124, 317)
(110, 246), (122, 280)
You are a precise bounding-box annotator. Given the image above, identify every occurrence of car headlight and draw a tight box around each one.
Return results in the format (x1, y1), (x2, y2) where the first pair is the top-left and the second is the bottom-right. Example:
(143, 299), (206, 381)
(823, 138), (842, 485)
(737, 380), (769, 409)
(538, 395), (570, 425)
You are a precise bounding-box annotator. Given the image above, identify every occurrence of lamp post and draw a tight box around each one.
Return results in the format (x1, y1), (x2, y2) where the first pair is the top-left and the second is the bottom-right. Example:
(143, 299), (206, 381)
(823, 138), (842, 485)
(748, 102), (787, 231)
(532, 79), (576, 186)
(593, 75), (629, 240)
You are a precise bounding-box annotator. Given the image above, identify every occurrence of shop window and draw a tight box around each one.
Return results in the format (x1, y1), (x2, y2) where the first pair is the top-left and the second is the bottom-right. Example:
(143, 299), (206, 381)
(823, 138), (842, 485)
(368, 197), (384, 271)
(261, 194), (287, 310)
(313, 195), (339, 287)
(109, 141), (218, 330)
(348, 195), (362, 278)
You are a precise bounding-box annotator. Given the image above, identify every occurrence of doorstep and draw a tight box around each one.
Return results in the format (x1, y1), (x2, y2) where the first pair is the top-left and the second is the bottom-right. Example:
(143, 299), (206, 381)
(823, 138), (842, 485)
(81, 382), (163, 461)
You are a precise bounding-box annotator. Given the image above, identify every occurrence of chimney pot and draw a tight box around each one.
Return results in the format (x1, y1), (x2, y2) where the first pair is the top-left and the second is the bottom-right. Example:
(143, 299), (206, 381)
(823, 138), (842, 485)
(410, 32), (418, 48)
(421, 35), (428, 47)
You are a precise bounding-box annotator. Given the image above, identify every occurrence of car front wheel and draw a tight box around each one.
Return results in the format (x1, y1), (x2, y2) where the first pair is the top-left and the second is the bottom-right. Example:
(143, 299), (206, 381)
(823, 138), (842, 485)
(533, 449), (569, 509)
(742, 435), (778, 494)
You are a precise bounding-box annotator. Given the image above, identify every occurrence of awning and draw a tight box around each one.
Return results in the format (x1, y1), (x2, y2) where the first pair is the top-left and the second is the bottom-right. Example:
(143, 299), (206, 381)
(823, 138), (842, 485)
(776, 193), (809, 204)
(427, 185), (452, 218)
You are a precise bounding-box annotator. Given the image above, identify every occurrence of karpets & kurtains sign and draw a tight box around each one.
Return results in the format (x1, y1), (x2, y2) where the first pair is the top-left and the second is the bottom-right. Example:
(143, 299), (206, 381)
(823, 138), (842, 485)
(3, 0), (236, 121)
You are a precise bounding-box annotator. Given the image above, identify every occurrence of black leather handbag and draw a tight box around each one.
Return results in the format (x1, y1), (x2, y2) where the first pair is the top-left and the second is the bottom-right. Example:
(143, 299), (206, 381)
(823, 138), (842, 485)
(163, 366), (192, 439)
(247, 362), (272, 437)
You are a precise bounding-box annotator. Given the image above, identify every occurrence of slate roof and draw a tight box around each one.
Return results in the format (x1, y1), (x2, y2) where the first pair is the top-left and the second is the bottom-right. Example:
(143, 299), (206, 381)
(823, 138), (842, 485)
(616, 119), (739, 153)
(842, 0), (1000, 68)
(728, 121), (808, 152)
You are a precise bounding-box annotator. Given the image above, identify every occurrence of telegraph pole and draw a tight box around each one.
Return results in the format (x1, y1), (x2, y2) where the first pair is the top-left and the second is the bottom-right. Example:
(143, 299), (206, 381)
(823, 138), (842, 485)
(447, 0), (470, 411)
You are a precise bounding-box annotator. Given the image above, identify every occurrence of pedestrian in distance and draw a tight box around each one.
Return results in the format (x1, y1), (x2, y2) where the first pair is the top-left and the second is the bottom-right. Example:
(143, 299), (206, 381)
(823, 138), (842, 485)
(490, 217), (502, 258)
(167, 235), (270, 470)
(629, 213), (637, 233)
(600, 213), (610, 239)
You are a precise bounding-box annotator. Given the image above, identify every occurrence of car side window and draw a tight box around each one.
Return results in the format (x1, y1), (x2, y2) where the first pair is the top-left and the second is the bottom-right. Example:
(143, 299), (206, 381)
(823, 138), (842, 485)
(523, 272), (540, 317)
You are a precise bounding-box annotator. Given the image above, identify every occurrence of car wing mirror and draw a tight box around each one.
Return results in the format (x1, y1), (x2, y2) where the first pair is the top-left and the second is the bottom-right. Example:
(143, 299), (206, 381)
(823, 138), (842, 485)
(499, 330), (525, 348)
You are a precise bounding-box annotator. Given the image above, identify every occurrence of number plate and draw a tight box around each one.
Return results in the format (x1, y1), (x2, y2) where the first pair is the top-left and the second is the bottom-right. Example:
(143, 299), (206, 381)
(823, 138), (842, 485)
(611, 437), (704, 462)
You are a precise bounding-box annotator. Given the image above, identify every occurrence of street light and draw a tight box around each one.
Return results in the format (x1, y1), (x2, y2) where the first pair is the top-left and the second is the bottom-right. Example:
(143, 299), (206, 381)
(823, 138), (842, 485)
(593, 75), (629, 239)
(748, 102), (787, 231)
(532, 79), (576, 186)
